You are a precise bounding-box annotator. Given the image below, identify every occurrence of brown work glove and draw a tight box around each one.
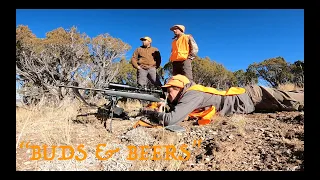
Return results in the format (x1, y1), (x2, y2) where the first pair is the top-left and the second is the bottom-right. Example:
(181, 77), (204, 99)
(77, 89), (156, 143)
(141, 109), (159, 123)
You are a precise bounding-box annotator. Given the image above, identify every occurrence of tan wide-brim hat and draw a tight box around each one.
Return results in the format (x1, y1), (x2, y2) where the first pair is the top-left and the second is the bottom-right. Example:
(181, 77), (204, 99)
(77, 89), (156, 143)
(170, 25), (185, 32)
(140, 36), (152, 43)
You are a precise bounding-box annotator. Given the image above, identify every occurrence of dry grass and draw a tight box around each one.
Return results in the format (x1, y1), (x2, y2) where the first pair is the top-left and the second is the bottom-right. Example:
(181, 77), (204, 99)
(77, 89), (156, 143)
(16, 97), (86, 171)
(16, 97), (185, 171)
(117, 99), (143, 116)
(126, 128), (185, 171)
(16, 96), (304, 171)
(16, 97), (80, 146)
(15, 98), (255, 171)
(228, 114), (248, 136)
(277, 83), (303, 91)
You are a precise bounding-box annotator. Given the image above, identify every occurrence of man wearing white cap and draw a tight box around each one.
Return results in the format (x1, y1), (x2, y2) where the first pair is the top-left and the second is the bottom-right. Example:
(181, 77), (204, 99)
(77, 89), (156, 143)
(169, 25), (199, 81)
(131, 36), (162, 88)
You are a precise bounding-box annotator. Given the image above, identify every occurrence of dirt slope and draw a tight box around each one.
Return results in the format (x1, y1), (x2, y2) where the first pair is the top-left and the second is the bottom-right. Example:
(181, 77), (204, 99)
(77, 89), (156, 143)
(16, 108), (304, 171)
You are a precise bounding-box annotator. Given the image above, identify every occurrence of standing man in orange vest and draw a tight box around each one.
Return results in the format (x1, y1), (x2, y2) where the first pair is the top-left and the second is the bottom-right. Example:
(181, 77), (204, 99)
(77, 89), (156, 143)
(169, 25), (199, 81)
(131, 36), (163, 88)
(143, 75), (304, 127)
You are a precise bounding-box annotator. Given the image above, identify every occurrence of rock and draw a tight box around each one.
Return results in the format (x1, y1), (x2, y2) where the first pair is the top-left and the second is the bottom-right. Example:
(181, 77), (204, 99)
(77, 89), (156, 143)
(259, 149), (265, 154)
(286, 149), (292, 155)
(228, 135), (234, 140)
(220, 137), (227, 142)
(215, 145), (221, 152)
(212, 131), (218, 135)
(177, 132), (183, 136)
(269, 114), (277, 118)
(285, 130), (295, 139)
(292, 166), (299, 171)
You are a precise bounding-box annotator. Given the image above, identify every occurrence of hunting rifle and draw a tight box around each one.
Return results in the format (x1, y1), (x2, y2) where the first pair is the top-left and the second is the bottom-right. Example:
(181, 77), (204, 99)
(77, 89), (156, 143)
(58, 83), (166, 133)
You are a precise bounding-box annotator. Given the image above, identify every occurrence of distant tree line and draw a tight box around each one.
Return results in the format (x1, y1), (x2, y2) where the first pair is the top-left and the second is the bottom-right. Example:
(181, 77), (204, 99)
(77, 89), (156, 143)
(16, 25), (304, 105)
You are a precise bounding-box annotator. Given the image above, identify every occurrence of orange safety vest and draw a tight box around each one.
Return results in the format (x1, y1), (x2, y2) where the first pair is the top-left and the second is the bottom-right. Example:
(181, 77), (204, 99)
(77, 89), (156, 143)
(170, 34), (190, 62)
(186, 85), (246, 125)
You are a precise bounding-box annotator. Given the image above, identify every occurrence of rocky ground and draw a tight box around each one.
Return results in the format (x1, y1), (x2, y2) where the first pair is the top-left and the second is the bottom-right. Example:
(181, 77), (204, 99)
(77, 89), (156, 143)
(179, 111), (304, 171)
(16, 105), (304, 171)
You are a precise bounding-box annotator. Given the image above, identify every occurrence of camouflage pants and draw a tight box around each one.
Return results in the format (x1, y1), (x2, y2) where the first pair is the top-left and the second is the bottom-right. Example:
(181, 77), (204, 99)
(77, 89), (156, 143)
(244, 85), (304, 112)
(172, 59), (193, 81)
(137, 67), (162, 87)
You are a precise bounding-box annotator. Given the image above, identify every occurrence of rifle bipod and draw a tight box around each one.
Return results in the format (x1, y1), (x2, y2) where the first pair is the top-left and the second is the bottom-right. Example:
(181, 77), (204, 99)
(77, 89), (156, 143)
(97, 96), (122, 133)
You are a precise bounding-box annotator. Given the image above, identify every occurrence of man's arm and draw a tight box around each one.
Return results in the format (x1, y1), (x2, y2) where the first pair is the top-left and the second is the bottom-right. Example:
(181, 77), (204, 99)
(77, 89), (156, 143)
(131, 48), (140, 69)
(155, 91), (204, 126)
(153, 48), (161, 68)
(188, 35), (199, 60)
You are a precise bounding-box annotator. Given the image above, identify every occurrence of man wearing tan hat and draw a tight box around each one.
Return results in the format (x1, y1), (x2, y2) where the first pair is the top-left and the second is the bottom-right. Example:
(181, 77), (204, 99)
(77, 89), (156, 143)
(169, 25), (199, 81)
(131, 36), (162, 88)
(144, 74), (303, 127)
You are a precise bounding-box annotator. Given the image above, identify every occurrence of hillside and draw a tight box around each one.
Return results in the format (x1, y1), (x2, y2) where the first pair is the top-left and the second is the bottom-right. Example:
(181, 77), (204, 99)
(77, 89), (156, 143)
(16, 99), (304, 171)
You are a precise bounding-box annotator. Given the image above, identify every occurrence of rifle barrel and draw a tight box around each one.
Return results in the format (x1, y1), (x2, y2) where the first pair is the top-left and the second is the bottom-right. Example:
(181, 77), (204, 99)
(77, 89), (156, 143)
(108, 83), (163, 93)
(108, 83), (139, 90)
(59, 85), (162, 102)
